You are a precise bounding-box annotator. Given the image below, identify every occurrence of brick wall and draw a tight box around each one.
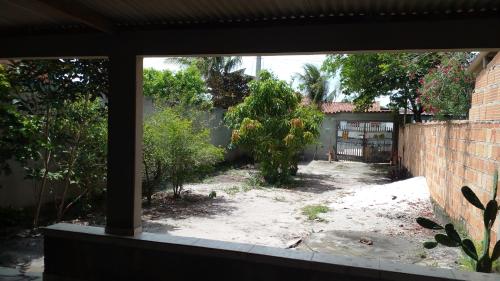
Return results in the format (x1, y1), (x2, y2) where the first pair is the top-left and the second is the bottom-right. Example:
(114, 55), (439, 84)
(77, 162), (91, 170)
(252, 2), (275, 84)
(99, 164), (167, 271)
(399, 121), (500, 242)
(469, 53), (500, 121)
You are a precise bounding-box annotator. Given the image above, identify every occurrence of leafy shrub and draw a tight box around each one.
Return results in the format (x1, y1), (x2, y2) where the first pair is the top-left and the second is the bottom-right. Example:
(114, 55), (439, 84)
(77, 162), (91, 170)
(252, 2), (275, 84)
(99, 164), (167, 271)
(2, 59), (108, 226)
(143, 108), (224, 199)
(419, 53), (475, 120)
(225, 71), (323, 184)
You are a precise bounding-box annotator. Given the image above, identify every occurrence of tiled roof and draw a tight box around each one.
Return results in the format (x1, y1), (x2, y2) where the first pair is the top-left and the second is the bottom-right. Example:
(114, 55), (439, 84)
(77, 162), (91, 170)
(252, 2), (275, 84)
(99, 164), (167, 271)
(320, 101), (387, 114)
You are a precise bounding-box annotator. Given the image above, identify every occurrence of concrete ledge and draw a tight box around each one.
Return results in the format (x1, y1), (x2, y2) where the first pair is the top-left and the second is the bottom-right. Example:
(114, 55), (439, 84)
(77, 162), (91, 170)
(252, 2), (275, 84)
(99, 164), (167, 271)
(43, 223), (495, 281)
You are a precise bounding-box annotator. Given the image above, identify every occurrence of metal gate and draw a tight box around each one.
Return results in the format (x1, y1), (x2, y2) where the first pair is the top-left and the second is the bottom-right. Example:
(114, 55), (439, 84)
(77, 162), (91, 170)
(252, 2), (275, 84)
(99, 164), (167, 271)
(336, 121), (393, 163)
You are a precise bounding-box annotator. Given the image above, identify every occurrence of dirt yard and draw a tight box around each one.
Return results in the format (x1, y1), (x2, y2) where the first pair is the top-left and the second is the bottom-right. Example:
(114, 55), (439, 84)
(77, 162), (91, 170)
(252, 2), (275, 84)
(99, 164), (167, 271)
(142, 161), (460, 269)
(0, 161), (462, 280)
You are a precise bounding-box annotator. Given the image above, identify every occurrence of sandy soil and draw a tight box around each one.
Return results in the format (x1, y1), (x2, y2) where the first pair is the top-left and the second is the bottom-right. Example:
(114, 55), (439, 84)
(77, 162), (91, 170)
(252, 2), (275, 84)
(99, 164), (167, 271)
(0, 160), (462, 279)
(143, 161), (461, 269)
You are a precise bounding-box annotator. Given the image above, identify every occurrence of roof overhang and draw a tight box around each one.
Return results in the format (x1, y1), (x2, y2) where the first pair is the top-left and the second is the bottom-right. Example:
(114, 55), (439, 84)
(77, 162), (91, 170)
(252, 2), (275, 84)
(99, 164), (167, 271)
(1, 1), (499, 58)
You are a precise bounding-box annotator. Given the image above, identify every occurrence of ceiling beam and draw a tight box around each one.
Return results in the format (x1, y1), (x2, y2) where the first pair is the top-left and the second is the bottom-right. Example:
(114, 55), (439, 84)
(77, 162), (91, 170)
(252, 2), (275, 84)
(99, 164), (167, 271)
(16, 0), (114, 33)
(1, 16), (499, 59)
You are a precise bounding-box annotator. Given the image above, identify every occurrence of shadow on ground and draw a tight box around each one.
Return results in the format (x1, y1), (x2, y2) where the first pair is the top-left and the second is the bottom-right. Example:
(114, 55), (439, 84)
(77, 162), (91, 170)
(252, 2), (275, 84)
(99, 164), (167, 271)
(143, 192), (237, 220)
(291, 173), (341, 194)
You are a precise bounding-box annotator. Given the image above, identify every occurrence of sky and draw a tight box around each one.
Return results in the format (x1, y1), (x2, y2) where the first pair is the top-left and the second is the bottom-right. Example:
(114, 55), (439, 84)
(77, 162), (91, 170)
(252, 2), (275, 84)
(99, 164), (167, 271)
(143, 55), (390, 106)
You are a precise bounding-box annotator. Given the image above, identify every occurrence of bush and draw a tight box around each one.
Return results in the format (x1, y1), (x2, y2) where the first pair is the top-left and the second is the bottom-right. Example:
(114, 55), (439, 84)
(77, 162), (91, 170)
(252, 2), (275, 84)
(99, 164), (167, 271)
(419, 53), (475, 120)
(225, 71), (323, 184)
(143, 108), (224, 200)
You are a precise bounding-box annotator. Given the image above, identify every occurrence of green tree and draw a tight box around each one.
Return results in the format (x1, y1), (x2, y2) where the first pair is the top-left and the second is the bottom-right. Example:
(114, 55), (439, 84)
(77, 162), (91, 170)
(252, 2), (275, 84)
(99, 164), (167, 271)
(143, 108), (224, 199)
(143, 66), (210, 109)
(52, 96), (107, 220)
(225, 71), (323, 184)
(3, 59), (108, 227)
(0, 65), (31, 178)
(168, 56), (251, 108)
(419, 53), (475, 120)
(295, 63), (332, 104)
(322, 53), (442, 122)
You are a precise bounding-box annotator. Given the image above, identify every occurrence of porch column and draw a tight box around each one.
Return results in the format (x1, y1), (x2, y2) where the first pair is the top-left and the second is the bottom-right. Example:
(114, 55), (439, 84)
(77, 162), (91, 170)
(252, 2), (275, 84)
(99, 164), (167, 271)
(105, 52), (143, 235)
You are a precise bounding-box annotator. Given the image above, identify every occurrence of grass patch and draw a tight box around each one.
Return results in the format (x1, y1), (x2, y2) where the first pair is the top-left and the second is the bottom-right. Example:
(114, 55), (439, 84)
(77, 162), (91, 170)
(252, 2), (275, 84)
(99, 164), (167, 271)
(302, 204), (330, 221)
(223, 186), (241, 196)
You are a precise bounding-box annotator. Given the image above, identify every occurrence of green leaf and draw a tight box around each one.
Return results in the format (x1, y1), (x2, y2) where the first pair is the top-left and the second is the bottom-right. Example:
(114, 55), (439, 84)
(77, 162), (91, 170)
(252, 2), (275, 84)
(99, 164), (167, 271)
(476, 255), (492, 273)
(444, 224), (461, 243)
(493, 170), (498, 201)
(484, 200), (498, 229)
(491, 240), (500, 261)
(423, 241), (438, 249)
(435, 234), (460, 247)
(461, 186), (485, 210)
(461, 239), (478, 261)
(416, 217), (443, 230)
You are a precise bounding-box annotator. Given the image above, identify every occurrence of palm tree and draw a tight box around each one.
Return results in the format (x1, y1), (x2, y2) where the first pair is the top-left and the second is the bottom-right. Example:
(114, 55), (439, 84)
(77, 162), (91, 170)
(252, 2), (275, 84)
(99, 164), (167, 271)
(295, 63), (332, 104)
(167, 56), (242, 80)
(167, 56), (249, 108)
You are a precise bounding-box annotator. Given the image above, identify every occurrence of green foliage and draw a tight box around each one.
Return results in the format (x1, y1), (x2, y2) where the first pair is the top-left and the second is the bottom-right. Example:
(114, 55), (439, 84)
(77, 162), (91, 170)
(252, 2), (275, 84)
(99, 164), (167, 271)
(225, 71), (323, 184)
(2, 59), (108, 226)
(416, 170), (500, 273)
(322, 53), (443, 122)
(419, 53), (475, 120)
(168, 56), (251, 108)
(302, 204), (329, 221)
(322, 54), (390, 109)
(462, 186), (486, 210)
(295, 64), (332, 104)
(143, 108), (224, 198)
(143, 66), (210, 109)
(416, 217), (444, 230)
(53, 96), (107, 219)
(459, 240), (500, 273)
(208, 190), (217, 199)
(223, 186), (241, 196)
(0, 65), (25, 178)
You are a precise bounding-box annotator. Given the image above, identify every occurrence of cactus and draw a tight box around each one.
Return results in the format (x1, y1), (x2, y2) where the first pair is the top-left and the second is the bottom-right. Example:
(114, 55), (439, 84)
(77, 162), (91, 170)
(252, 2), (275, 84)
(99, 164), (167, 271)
(416, 170), (500, 273)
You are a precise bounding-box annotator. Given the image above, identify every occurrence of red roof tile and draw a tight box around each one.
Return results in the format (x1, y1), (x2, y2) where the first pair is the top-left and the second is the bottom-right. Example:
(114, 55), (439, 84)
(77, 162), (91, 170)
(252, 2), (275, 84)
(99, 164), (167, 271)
(320, 101), (386, 114)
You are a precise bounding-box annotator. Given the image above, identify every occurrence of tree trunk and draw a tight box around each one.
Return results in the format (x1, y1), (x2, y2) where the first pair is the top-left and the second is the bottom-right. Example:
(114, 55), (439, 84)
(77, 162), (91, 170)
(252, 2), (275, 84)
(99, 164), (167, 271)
(60, 189), (89, 218)
(57, 136), (79, 221)
(33, 107), (51, 228)
(143, 159), (152, 205)
(410, 98), (423, 123)
(33, 160), (49, 228)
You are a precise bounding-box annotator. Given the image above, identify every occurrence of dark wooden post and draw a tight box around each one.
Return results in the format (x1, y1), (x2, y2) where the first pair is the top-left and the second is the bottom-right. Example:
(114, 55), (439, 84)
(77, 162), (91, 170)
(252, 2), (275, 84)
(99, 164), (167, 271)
(105, 52), (143, 235)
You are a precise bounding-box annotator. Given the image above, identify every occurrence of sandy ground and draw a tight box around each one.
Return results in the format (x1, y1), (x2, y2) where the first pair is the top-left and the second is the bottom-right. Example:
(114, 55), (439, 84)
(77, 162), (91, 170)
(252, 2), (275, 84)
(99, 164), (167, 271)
(143, 161), (460, 269)
(0, 160), (462, 279)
